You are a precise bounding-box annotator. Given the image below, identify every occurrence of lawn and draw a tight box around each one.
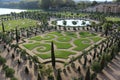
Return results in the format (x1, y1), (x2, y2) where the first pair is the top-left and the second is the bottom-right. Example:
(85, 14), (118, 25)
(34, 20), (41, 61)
(49, 31), (63, 36)
(57, 36), (72, 42)
(37, 50), (76, 59)
(90, 37), (102, 43)
(23, 42), (41, 50)
(21, 31), (103, 59)
(73, 38), (91, 51)
(36, 44), (51, 52)
(64, 32), (77, 38)
(79, 31), (97, 38)
(54, 41), (72, 49)
(30, 36), (42, 41)
(106, 17), (120, 21)
(0, 18), (37, 31)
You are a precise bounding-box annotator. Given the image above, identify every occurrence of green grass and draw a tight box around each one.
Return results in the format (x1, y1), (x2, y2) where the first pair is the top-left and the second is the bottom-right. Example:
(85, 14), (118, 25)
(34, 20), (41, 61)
(64, 32), (77, 38)
(42, 34), (55, 40)
(90, 37), (102, 43)
(23, 42), (41, 50)
(106, 17), (120, 21)
(0, 18), (37, 31)
(73, 38), (91, 51)
(30, 36), (42, 41)
(37, 50), (76, 59)
(79, 31), (97, 38)
(54, 41), (72, 49)
(36, 44), (50, 52)
(49, 31), (63, 36)
(57, 36), (72, 42)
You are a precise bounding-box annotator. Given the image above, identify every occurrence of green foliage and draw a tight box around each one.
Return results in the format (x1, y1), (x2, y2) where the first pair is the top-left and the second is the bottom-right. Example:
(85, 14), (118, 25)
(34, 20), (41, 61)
(5, 68), (15, 78)
(72, 21), (77, 25)
(82, 21), (86, 25)
(63, 20), (67, 26)
(32, 55), (39, 63)
(51, 41), (55, 68)
(2, 64), (9, 71)
(85, 67), (90, 80)
(10, 77), (17, 80)
(90, 73), (97, 80)
(91, 61), (101, 73)
(0, 56), (6, 65)
(51, 21), (57, 25)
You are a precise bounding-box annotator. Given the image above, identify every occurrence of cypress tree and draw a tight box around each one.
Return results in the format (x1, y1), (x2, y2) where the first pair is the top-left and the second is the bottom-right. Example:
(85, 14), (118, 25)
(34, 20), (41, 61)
(85, 67), (90, 80)
(57, 69), (62, 80)
(51, 41), (55, 68)
(15, 27), (19, 43)
(100, 55), (105, 70)
(37, 73), (41, 80)
(2, 22), (5, 32)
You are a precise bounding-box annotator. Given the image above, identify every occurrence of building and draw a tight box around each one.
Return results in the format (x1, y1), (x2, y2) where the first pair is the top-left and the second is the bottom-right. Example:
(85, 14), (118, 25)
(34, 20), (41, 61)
(85, 2), (120, 13)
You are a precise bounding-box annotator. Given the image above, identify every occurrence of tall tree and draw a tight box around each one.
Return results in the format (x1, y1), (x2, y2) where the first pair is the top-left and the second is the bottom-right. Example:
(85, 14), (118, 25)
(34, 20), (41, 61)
(57, 69), (62, 80)
(15, 27), (19, 43)
(40, 0), (52, 9)
(2, 22), (5, 32)
(51, 41), (55, 68)
(85, 67), (90, 80)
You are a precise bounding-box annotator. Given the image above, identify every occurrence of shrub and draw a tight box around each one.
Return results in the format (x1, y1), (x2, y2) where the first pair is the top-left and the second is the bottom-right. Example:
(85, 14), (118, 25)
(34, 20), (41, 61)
(0, 56), (6, 65)
(5, 68), (15, 78)
(82, 21), (86, 25)
(63, 20), (67, 26)
(11, 77), (17, 80)
(72, 21), (77, 25)
(91, 61), (101, 73)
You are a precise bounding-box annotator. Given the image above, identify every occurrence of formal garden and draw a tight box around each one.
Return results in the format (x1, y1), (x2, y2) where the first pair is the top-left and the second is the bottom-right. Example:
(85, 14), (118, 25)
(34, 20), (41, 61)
(0, 11), (120, 80)
(21, 31), (103, 61)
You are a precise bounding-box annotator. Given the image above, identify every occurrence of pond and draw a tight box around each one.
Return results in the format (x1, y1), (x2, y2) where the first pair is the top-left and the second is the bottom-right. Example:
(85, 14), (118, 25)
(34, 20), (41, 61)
(57, 19), (91, 27)
(0, 8), (26, 15)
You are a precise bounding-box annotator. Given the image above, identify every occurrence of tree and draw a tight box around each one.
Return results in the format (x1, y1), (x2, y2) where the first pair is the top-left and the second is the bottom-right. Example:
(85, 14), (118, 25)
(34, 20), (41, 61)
(77, 66), (81, 74)
(115, 0), (120, 2)
(85, 67), (90, 80)
(15, 27), (19, 43)
(51, 41), (56, 68)
(57, 69), (62, 80)
(1, 22), (5, 32)
(63, 20), (67, 26)
(91, 61), (101, 73)
(5, 68), (15, 78)
(10, 77), (17, 80)
(100, 55), (106, 70)
(37, 73), (41, 80)
(25, 66), (29, 74)
(40, 0), (52, 9)
(0, 56), (6, 65)
(91, 1), (98, 6)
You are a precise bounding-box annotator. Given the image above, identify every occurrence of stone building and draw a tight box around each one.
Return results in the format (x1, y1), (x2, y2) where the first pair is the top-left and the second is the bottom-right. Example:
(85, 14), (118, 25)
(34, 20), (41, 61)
(85, 2), (120, 13)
